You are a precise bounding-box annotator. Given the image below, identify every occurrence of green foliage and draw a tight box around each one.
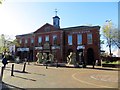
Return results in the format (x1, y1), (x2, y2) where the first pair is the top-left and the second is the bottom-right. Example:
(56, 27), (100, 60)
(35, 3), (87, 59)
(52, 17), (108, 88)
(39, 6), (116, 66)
(0, 46), (9, 53)
(12, 39), (20, 47)
(100, 40), (104, 44)
(0, 34), (18, 53)
(0, 0), (3, 4)
(102, 61), (120, 64)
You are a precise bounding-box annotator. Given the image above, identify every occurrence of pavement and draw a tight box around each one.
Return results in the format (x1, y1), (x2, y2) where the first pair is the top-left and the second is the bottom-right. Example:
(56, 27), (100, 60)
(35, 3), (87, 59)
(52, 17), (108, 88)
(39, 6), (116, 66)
(0, 61), (119, 89)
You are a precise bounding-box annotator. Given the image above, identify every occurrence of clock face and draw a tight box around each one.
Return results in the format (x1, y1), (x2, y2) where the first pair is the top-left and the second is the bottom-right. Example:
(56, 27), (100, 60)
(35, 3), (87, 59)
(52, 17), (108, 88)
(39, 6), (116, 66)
(44, 26), (50, 32)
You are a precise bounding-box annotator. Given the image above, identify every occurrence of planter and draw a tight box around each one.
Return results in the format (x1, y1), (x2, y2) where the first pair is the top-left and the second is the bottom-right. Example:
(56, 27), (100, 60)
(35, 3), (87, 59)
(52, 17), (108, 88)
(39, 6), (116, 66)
(102, 64), (120, 68)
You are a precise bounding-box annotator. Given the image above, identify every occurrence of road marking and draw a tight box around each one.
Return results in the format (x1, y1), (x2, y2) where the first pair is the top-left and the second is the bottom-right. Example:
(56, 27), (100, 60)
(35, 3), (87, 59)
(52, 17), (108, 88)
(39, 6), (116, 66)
(72, 72), (114, 88)
(90, 75), (118, 82)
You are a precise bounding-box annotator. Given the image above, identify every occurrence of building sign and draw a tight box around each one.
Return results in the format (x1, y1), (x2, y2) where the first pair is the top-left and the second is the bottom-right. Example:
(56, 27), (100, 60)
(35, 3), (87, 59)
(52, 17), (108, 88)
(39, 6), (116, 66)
(17, 48), (29, 51)
(71, 30), (90, 34)
(35, 47), (43, 50)
(43, 42), (50, 49)
(52, 46), (60, 49)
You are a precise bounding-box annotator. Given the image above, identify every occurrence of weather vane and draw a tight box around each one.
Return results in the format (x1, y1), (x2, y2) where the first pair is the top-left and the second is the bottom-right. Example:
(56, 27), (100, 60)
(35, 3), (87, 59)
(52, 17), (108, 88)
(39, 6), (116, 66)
(55, 9), (58, 16)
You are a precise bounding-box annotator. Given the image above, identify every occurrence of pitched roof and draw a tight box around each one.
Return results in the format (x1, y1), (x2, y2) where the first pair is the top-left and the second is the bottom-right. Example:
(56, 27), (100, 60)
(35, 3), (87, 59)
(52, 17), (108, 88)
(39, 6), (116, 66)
(62, 25), (100, 31)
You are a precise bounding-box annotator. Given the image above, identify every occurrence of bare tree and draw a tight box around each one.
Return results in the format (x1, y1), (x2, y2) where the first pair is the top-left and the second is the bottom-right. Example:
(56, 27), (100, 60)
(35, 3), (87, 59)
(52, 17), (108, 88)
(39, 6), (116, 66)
(102, 20), (119, 56)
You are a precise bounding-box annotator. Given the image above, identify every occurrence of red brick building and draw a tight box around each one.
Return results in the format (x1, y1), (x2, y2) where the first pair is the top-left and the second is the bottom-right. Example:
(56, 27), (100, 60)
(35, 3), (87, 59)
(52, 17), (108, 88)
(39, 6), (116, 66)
(16, 15), (100, 65)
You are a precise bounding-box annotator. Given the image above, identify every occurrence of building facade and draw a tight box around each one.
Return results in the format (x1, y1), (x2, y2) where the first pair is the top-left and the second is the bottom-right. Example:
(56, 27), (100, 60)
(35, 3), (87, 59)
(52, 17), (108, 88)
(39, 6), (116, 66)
(16, 15), (100, 65)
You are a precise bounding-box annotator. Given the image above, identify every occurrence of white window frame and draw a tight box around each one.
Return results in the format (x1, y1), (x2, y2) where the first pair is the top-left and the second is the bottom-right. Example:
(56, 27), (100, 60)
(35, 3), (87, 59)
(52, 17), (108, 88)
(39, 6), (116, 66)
(87, 33), (92, 44)
(19, 39), (22, 44)
(53, 35), (57, 45)
(77, 34), (82, 45)
(25, 38), (28, 44)
(68, 35), (72, 45)
(31, 38), (34, 44)
(38, 36), (42, 43)
(45, 35), (49, 42)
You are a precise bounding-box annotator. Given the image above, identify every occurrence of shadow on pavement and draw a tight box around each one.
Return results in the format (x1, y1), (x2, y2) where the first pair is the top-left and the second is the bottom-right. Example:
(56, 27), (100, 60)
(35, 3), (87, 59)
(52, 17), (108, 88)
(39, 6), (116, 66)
(2, 82), (25, 90)
(86, 66), (119, 71)
(5, 68), (30, 74)
(4, 68), (46, 77)
(13, 76), (36, 82)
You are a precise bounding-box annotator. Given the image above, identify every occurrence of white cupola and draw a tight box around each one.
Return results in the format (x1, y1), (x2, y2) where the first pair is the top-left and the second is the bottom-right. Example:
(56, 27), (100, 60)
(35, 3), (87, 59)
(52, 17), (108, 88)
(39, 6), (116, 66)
(53, 9), (60, 28)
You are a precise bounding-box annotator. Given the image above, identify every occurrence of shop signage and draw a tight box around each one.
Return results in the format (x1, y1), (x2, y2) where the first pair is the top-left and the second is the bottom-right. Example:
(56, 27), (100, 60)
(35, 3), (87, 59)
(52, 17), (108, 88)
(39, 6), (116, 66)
(17, 48), (29, 51)
(77, 45), (85, 50)
(52, 46), (60, 49)
(35, 47), (43, 50)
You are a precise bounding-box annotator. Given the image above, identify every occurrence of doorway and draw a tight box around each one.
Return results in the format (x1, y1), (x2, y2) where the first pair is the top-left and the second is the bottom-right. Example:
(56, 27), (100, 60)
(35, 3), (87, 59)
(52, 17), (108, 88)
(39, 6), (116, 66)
(87, 48), (94, 65)
(76, 49), (83, 64)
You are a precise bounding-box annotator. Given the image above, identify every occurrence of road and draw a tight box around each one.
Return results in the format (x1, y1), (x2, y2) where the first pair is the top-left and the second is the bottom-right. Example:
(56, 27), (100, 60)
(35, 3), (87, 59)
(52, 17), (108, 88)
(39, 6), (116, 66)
(0, 61), (119, 89)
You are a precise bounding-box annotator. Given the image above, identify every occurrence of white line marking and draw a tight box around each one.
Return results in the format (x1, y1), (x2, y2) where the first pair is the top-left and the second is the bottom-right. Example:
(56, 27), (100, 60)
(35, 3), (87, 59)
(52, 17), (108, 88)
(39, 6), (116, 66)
(72, 72), (114, 88)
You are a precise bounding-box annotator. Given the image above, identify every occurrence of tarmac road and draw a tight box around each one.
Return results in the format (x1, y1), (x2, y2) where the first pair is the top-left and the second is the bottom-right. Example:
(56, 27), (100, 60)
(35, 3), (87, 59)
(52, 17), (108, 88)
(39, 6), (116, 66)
(0, 61), (119, 89)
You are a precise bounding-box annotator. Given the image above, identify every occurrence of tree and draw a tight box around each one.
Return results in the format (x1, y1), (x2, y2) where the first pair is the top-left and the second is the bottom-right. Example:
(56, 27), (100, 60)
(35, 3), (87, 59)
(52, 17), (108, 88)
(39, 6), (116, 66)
(0, 34), (18, 53)
(111, 28), (120, 49)
(12, 39), (20, 47)
(102, 20), (119, 56)
(0, 0), (4, 4)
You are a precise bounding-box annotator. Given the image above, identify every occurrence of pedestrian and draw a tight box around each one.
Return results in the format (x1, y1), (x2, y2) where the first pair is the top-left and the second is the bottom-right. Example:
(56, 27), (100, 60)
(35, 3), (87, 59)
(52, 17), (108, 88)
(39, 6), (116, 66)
(2, 56), (8, 68)
(2, 52), (5, 58)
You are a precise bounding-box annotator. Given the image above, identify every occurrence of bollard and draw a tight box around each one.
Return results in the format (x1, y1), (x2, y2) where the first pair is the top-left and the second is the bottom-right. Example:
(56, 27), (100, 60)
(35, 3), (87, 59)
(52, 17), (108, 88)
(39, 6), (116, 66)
(46, 63), (48, 69)
(0, 67), (4, 90)
(23, 62), (26, 73)
(0, 66), (4, 82)
(11, 64), (14, 76)
(56, 61), (58, 68)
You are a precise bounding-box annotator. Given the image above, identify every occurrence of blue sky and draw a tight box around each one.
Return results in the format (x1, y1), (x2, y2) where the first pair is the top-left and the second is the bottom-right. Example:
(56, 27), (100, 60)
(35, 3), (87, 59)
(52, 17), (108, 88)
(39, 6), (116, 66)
(0, 2), (118, 36)
(0, 1), (119, 56)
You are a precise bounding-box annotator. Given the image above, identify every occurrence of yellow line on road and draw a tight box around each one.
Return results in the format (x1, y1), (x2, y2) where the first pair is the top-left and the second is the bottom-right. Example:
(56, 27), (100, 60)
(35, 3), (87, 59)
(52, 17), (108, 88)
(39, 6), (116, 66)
(72, 72), (114, 88)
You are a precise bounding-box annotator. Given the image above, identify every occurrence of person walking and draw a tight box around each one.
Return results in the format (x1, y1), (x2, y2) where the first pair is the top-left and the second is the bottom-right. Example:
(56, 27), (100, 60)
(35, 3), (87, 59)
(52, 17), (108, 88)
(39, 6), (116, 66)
(2, 56), (8, 68)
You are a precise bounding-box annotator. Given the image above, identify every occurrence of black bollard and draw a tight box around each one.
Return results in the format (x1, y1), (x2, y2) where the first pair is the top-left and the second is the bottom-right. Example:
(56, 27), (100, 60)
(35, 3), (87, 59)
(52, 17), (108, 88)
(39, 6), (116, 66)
(0, 66), (4, 82)
(11, 64), (14, 76)
(23, 62), (26, 73)
(46, 62), (48, 69)
(56, 61), (58, 68)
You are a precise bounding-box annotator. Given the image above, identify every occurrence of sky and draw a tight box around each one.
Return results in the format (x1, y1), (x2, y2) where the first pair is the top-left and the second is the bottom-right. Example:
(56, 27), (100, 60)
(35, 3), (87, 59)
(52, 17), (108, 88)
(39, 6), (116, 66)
(0, 1), (119, 56)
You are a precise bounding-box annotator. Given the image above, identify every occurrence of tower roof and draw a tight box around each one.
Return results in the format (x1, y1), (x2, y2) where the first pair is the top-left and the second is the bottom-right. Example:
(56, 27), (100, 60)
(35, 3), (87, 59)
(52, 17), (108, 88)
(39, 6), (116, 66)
(53, 16), (60, 19)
